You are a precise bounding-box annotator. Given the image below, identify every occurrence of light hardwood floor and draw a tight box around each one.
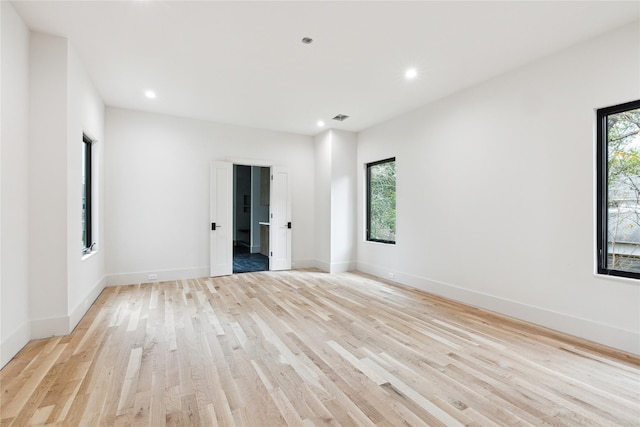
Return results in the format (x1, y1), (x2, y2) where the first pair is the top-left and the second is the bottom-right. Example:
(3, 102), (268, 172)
(1, 270), (639, 426)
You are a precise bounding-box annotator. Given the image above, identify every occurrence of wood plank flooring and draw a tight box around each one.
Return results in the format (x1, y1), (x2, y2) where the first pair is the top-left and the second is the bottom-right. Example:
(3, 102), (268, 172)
(1, 270), (639, 426)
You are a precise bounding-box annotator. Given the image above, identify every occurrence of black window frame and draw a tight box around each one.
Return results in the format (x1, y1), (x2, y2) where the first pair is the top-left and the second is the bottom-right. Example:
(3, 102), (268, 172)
(82, 134), (93, 254)
(366, 157), (396, 244)
(596, 99), (640, 279)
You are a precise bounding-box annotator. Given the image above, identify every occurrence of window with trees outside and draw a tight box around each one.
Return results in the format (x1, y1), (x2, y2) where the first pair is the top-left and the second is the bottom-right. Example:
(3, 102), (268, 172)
(366, 157), (396, 244)
(82, 134), (93, 254)
(597, 100), (640, 279)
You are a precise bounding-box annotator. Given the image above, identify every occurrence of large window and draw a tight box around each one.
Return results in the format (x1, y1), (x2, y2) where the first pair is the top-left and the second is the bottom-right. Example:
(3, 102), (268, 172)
(82, 134), (93, 254)
(597, 100), (640, 279)
(366, 157), (396, 244)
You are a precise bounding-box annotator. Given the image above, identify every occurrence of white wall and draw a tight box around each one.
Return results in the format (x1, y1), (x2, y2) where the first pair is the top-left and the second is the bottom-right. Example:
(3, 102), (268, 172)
(313, 129), (357, 273)
(1, 14), (105, 367)
(314, 130), (332, 270)
(356, 22), (640, 355)
(104, 107), (315, 284)
(28, 32), (69, 337)
(66, 44), (106, 330)
(28, 32), (105, 341)
(1, 0), (31, 367)
(330, 130), (357, 272)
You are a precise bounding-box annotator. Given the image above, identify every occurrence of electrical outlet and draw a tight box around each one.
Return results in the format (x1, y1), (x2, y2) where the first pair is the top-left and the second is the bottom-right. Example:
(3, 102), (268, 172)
(148, 273), (158, 280)
(388, 272), (395, 279)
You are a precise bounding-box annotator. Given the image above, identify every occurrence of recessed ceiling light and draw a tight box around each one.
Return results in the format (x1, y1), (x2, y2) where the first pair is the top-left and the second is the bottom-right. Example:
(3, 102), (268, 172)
(145, 90), (157, 99)
(405, 68), (417, 79)
(317, 120), (325, 127)
(332, 114), (349, 122)
(302, 37), (313, 44)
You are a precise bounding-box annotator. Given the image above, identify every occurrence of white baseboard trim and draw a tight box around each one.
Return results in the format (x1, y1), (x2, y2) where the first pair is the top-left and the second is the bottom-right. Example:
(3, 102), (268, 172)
(356, 261), (640, 356)
(311, 259), (331, 272)
(107, 261), (326, 285)
(69, 276), (106, 332)
(330, 261), (357, 274)
(1, 320), (31, 368)
(106, 267), (209, 286)
(307, 260), (356, 273)
(31, 315), (71, 340)
(291, 258), (317, 269)
(296, 259), (357, 274)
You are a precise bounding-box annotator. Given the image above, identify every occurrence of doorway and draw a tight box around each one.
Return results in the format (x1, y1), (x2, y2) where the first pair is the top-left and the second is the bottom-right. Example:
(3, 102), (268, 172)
(233, 165), (270, 273)
(210, 161), (291, 277)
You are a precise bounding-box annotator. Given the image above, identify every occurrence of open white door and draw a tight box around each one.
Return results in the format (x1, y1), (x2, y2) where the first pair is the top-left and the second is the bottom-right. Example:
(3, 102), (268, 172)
(210, 161), (233, 277)
(269, 166), (292, 271)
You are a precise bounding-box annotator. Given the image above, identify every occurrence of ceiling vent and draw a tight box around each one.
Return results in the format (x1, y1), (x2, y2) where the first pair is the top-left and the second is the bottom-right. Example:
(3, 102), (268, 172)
(332, 114), (349, 122)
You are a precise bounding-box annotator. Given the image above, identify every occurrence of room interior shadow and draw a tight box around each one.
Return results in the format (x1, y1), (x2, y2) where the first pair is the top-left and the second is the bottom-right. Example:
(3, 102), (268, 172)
(233, 165), (270, 274)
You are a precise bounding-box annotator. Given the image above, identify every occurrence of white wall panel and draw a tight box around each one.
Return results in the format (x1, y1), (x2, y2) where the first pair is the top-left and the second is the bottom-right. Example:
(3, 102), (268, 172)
(104, 108), (315, 283)
(356, 22), (640, 354)
(1, 1), (31, 367)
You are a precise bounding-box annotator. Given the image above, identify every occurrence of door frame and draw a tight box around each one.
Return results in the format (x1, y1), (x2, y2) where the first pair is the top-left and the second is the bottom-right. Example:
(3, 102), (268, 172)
(210, 157), (292, 275)
(228, 158), (281, 272)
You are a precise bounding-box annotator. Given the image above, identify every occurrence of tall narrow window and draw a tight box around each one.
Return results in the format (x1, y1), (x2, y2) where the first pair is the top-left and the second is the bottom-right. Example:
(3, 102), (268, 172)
(82, 134), (93, 254)
(366, 157), (396, 244)
(597, 100), (640, 278)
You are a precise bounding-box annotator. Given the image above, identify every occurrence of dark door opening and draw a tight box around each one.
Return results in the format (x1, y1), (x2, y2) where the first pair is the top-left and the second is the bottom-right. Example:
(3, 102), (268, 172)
(233, 165), (270, 273)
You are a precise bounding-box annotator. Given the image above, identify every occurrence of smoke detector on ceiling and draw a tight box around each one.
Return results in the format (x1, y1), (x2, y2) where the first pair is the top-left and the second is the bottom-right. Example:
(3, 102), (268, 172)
(332, 114), (349, 122)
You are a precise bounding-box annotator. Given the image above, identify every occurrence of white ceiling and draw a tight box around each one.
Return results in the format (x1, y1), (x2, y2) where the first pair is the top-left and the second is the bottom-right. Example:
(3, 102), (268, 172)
(12, 1), (640, 136)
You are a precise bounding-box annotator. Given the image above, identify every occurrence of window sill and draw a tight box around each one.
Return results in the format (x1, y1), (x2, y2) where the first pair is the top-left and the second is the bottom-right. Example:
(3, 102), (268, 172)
(365, 239), (396, 246)
(81, 250), (98, 261)
(594, 272), (640, 285)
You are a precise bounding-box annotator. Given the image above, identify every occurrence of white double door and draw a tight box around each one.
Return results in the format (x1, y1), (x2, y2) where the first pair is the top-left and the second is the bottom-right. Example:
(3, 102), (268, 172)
(209, 161), (291, 277)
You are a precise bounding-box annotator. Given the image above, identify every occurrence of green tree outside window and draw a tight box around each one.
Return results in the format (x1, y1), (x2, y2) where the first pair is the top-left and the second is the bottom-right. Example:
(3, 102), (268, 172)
(367, 158), (396, 243)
